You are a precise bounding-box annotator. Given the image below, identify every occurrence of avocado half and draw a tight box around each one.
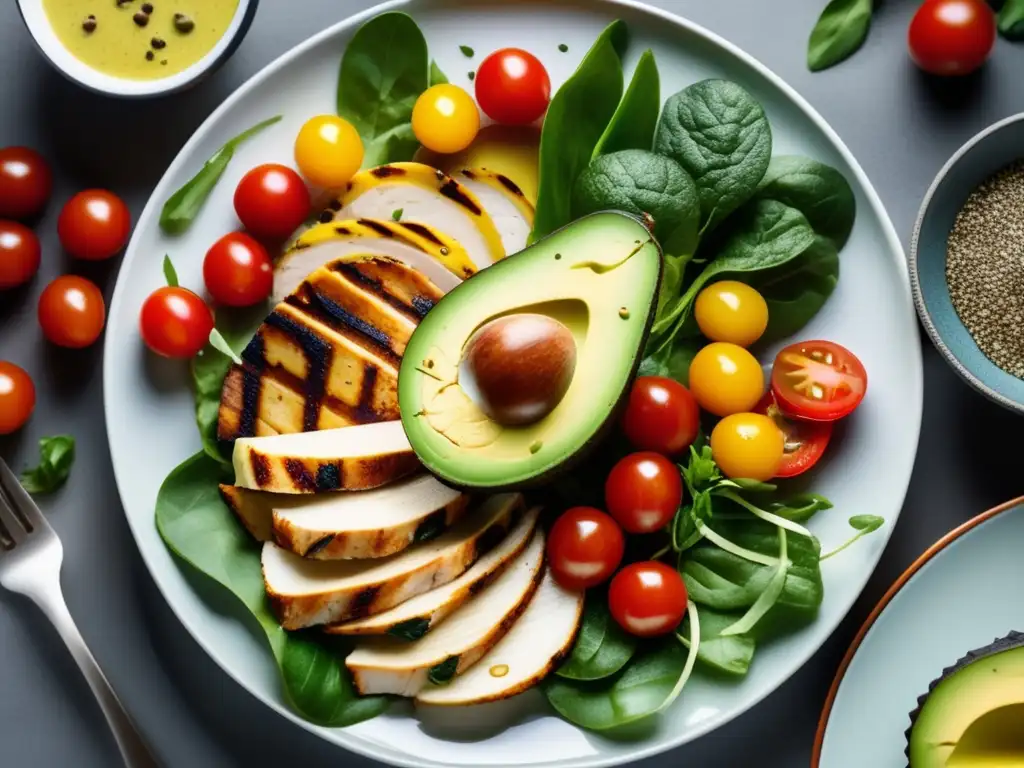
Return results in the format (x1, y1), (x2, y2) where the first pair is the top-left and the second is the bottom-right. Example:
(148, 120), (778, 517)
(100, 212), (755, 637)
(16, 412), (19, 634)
(906, 631), (1024, 766)
(398, 211), (662, 491)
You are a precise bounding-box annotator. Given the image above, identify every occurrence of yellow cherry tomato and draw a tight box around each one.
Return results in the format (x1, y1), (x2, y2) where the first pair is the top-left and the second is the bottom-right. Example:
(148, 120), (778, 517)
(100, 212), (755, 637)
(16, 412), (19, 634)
(412, 84), (480, 154)
(694, 281), (769, 348)
(710, 413), (784, 481)
(688, 342), (765, 417)
(294, 115), (364, 188)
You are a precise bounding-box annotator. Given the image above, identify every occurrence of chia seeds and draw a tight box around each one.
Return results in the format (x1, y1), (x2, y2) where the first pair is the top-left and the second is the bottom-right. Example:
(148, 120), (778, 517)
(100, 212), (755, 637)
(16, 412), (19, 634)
(946, 160), (1024, 377)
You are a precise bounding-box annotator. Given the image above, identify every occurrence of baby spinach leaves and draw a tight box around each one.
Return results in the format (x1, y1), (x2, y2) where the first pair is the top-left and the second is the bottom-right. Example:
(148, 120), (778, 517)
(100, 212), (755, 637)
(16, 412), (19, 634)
(682, 607), (756, 676)
(159, 115), (282, 235)
(556, 595), (637, 681)
(19, 435), (75, 495)
(593, 49), (661, 158)
(807, 0), (873, 72)
(1000, 0), (1024, 39)
(654, 79), (772, 234)
(532, 20), (629, 240)
(156, 453), (388, 726)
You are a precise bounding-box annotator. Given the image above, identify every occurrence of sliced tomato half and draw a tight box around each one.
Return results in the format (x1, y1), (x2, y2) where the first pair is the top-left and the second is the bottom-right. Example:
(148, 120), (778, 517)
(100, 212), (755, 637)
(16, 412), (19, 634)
(755, 392), (832, 478)
(771, 340), (867, 422)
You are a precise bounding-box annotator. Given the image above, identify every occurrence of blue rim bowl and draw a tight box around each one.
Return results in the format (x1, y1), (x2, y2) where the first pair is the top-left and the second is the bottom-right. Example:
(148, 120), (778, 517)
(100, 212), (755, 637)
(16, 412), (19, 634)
(910, 112), (1024, 415)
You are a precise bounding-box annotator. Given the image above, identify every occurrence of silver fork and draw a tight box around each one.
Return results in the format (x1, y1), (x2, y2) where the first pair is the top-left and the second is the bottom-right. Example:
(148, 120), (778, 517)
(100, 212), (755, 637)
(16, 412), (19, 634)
(0, 457), (160, 768)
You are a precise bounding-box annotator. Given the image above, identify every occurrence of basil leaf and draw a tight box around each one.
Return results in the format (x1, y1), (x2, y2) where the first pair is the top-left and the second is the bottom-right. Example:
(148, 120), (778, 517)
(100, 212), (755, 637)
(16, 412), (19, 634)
(162, 255), (179, 287)
(159, 115), (282, 235)
(19, 435), (75, 495)
(999, 0), (1024, 38)
(156, 453), (388, 726)
(593, 49), (661, 158)
(807, 0), (873, 72)
(556, 595), (637, 681)
(532, 20), (629, 240)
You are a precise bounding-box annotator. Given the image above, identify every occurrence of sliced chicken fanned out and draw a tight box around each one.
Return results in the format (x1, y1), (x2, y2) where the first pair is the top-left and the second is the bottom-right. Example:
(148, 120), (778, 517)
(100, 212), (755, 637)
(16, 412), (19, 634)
(219, 474), (469, 559)
(273, 219), (471, 304)
(234, 420), (418, 494)
(456, 169), (535, 257)
(324, 507), (540, 638)
(346, 529), (546, 696)
(415, 568), (584, 706)
(330, 163), (506, 269)
(218, 254), (449, 440)
(262, 493), (523, 630)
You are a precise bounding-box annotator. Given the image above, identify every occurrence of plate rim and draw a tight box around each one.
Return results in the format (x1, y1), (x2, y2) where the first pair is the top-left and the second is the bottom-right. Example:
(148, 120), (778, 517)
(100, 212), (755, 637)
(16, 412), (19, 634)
(810, 494), (1024, 766)
(102, 0), (922, 765)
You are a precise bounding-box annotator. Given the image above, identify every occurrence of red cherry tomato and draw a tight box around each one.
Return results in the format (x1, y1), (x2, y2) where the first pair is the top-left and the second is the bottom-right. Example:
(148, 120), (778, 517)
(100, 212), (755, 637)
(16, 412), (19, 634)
(605, 452), (684, 534)
(754, 393), (833, 478)
(0, 361), (35, 435)
(546, 506), (625, 590)
(38, 275), (106, 349)
(203, 232), (273, 307)
(0, 147), (52, 220)
(139, 286), (215, 359)
(908, 0), (995, 76)
(771, 340), (867, 423)
(234, 164), (311, 241)
(0, 221), (41, 289)
(475, 48), (551, 125)
(621, 376), (701, 456)
(609, 561), (688, 638)
(57, 190), (131, 261)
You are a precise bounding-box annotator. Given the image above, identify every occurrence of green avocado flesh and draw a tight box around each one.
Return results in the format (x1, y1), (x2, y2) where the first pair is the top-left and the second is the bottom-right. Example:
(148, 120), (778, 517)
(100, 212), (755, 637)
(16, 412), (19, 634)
(908, 632), (1024, 767)
(398, 211), (662, 490)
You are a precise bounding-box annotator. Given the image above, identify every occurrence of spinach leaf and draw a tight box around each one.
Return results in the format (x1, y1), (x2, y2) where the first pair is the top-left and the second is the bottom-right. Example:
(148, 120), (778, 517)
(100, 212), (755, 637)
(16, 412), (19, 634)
(741, 235), (839, 343)
(190, 307), (265, 466)
(156, 453), (388, 726)
(682, 607), (756, 676)
(753, 155), (856, 249)
(572, 150), (699, 255)
(429, 60), (448, 85)
(593, 49), (661, 157)
(654, 79), (772, 234)
(543, 638), (687, 730)
(681, 516), (823, 618)
(556, 595), (637, 681)
(807, 0), (873, 72)
(999, 0), (1024, 38)
(159, 116), (282, 235)
(19, 435), (75, 494)
(337, 12), (430, 168)
(637, 336), (701, 384)
(532, 20), (629, 240)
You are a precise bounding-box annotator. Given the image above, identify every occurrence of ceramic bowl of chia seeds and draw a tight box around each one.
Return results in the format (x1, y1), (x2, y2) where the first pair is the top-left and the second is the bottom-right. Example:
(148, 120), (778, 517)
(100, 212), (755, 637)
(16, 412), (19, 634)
(910, 112), (1024, 414)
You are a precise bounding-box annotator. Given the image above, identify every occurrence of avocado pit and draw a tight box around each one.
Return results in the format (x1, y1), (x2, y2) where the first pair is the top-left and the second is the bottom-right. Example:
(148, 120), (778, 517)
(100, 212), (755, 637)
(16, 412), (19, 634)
(459, 313), (576, 427)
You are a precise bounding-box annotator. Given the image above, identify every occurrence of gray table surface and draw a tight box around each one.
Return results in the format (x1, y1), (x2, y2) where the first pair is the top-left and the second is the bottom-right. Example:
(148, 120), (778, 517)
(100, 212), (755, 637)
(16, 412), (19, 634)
(2, 1), (1023, 766)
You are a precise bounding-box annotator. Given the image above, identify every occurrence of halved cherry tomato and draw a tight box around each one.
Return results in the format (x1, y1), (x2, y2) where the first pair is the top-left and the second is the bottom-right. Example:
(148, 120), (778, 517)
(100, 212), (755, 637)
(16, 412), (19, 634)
(609, 561), (688, 638)
(547, 506), (625, 590)
(688, 341), (765, 417)
(605, 452), (684, 534)
(412, 84), (480, 154)
(38, 275), (106, 348)
(57, 189), (132, 261)
(771, 340), (867, 422)
(234, 164), (310, 241)
(203, 232), (273, 307)
(0, 221), (41, 289)
(710, 412), (785, 482)
(755, 393), (833, 478)
(139, 286), (214, 359)
(908, 0), (995, 77)
(0, 361), (35, 434)
(0, 147), (52, 220)
(475, 48), (551, 125)
(621, 376), (700, 456)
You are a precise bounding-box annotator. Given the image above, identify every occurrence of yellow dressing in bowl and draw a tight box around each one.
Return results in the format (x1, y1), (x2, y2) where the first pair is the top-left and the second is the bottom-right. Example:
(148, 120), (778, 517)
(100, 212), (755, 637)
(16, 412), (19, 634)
(42, 0), (239, 80)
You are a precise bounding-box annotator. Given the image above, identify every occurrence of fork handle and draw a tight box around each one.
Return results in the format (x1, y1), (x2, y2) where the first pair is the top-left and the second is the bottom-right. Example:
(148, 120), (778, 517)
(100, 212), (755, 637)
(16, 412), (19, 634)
(33, 586), (161, 768)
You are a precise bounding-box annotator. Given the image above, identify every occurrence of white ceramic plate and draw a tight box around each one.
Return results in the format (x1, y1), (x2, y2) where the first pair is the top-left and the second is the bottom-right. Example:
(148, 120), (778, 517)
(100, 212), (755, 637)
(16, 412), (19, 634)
(814, 498), (1024, 767)
(103, 1), (923, 765)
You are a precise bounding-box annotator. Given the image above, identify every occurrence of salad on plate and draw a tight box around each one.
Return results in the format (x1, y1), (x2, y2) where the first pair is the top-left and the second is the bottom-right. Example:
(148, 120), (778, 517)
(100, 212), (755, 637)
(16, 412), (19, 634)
(149, 10), (880, 733)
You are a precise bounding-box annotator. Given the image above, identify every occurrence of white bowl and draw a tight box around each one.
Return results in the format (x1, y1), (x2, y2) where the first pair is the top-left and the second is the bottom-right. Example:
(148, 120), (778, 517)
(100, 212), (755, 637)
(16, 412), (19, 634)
(15, 0), (258, 98)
